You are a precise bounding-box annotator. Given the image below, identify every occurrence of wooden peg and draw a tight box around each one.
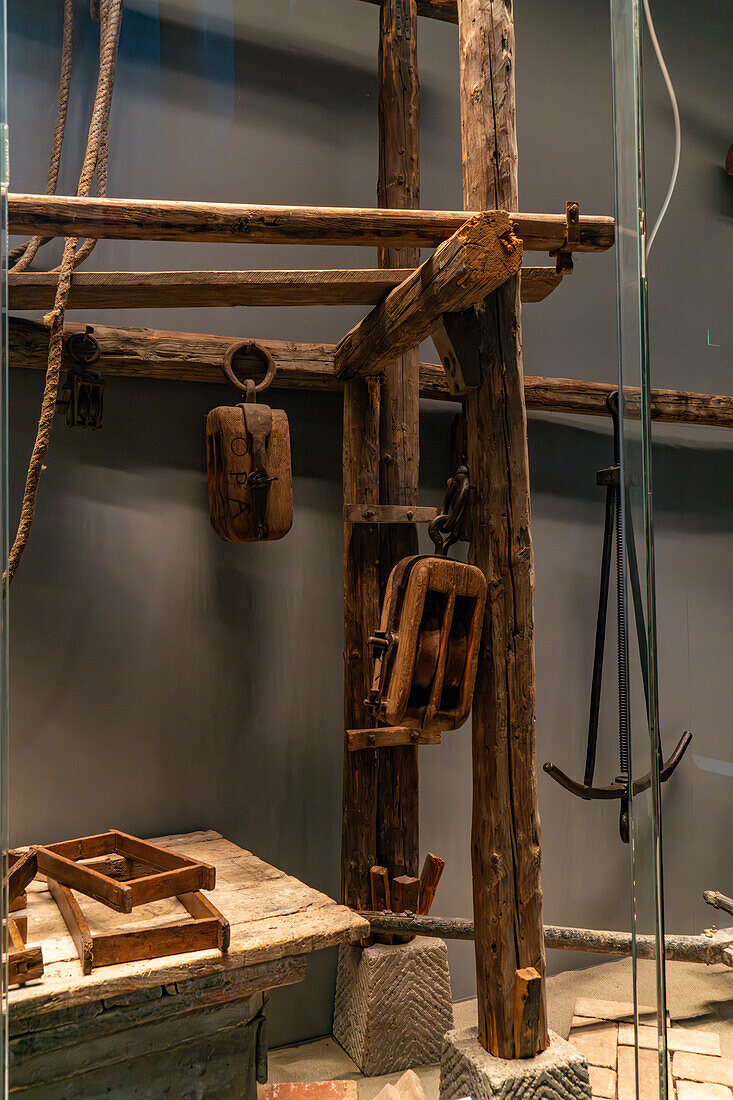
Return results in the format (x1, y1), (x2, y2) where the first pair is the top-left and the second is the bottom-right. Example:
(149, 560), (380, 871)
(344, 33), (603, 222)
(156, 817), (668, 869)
(418, 853), (445, 915)
(513, 966), (544, 1058)
(370, 865), (393, 945)
(391, 875), (420, 944)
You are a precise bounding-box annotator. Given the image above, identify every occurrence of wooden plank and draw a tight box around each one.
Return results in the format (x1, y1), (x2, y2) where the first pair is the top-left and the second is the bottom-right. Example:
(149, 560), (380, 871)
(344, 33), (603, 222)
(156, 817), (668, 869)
(11, 317), (733, 427)
(356, 0), (458, 24)
(417, 853), (445, 915)
(7, 850), (38, 904)
(112, 831), (215, 885)
(46, 878), (94, 976)
(457, 0), (548, 1059)
(346, 727), (441, 750)
(8, 193), (616, 252)
(334, 210), (522, 378)
(8, 266), (561, 308)
(344, 504), (437, 524)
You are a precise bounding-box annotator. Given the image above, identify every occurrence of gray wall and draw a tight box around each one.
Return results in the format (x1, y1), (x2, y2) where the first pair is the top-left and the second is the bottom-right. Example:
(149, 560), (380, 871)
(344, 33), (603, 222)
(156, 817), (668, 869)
(7, 0), (732, 1046)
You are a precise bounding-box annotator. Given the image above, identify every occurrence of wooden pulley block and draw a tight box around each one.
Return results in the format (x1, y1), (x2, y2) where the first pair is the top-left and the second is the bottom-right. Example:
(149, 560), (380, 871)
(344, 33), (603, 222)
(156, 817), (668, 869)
(206, 340), (293, 542)
(368, 555), (487, 733)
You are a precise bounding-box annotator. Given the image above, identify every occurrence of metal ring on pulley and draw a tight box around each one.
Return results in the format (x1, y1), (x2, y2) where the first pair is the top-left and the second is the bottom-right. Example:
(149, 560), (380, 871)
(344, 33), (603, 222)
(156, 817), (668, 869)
(222, 340), (277, 401)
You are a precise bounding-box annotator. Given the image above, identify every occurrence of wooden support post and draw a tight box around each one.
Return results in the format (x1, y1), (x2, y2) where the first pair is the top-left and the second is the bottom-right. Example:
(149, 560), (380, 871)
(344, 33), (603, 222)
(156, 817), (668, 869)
(418, 853), (445, 915)
(341, 378), (381, 912)
(334, 211), (522, 379)
(375, 0), (422, 890)
(457, 0), (549, 1059)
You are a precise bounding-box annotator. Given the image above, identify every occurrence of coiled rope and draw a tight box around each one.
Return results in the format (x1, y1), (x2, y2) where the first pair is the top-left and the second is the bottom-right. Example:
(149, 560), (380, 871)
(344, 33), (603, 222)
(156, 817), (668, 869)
(5, 0), (123, 588)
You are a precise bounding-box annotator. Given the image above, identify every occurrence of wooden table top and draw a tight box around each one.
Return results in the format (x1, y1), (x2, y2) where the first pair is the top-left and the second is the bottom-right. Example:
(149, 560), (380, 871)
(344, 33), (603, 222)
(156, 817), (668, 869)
(9, 830), (368, 1025)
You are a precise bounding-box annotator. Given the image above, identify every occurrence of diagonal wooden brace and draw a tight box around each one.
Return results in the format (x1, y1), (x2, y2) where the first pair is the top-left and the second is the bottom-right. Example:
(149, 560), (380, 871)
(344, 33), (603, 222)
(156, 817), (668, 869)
(334, 210), (522, 379)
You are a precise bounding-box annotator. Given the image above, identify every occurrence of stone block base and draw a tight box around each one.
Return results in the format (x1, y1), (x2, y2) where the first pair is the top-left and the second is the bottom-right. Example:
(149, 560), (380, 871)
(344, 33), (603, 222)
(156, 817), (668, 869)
(440, 1027), (592, 1100)
(333, 936), (453, 1076)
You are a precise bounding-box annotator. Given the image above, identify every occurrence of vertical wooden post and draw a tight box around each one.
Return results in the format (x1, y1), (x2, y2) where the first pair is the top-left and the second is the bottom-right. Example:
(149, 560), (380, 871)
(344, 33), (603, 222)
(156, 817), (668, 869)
(341, 0), (421, 910)
(341, 378), (381, 910)
(375, 0), (421, 882)
(456, 0), (549, 1059)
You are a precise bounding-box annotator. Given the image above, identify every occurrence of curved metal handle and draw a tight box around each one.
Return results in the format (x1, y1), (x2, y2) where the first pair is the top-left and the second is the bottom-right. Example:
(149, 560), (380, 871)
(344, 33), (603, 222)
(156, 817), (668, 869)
(222, 340), (277, 400)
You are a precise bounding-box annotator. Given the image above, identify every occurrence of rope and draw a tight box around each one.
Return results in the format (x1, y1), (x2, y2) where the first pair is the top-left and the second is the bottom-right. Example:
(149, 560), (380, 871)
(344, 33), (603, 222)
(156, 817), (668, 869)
(5, 0), (123, 588)
(9, 0), (74, 270)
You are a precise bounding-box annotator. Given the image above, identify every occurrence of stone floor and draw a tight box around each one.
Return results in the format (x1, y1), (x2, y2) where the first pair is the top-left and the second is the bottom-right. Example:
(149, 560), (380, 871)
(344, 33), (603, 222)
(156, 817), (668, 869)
(268, 958), (733, 1100)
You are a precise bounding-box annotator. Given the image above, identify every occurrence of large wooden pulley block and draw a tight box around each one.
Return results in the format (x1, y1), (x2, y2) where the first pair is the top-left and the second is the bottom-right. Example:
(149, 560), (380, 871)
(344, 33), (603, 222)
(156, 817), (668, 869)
(206, 340), (293, 542)
(368, 555), (487, 732)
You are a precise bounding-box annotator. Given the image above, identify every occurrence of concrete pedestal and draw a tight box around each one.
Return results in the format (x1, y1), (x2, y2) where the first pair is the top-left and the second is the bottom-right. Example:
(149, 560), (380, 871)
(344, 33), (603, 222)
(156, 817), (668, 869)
(333, 937), (453, 1075)
(440, 1027), (592, 1100)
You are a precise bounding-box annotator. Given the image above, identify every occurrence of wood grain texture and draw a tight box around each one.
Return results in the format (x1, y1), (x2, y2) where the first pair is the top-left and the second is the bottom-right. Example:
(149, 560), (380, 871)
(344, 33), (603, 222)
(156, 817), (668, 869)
(8, 265), (561, 308)
(8, 193), (615, 252)
(417, 853), (445, 915)
(335, 211), (522, 378)
(341, 378), (381, 912)
(11, 317), (732, 425)
(513, 966), (542, 1058)
(375, 0), (420, 895)
(458, 0), (549, 1058)
(346, 727), (441, 750)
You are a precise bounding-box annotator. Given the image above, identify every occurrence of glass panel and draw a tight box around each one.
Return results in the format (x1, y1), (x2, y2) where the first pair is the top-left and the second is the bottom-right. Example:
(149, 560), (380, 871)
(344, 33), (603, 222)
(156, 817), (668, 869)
(609, 0), (668, 1096)
(0, 0), (8, 1088)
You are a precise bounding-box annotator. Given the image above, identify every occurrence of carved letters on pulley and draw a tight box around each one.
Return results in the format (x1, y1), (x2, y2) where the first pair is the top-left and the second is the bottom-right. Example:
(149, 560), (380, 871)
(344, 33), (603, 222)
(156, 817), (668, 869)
(368, 555), (487, 733)
(206, 340), (293, 542)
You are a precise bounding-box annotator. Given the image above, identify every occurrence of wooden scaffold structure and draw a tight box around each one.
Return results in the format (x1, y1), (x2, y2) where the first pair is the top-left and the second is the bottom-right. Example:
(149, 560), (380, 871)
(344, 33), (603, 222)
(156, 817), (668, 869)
(7, 0), (733, 1069)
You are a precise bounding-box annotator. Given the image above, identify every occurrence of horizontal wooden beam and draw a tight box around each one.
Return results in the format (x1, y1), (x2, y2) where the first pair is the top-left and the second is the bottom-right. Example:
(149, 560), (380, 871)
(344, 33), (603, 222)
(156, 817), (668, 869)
(356, 0), (458, 23)
(358, 912), (733, 966)
(344, 504), (437, 524)
(9, 266), (561, 309)
(346, 728), (442, 750)
(335, 210), (522, 378)
(10, 317), (732, 427)
(8, 194), (615, 253)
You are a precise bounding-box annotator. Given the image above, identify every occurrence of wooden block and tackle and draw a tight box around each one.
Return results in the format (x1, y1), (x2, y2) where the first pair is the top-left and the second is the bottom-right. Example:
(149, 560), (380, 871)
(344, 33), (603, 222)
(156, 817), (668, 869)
(368, 555), (487, 733)
(206, 341), (293, 543)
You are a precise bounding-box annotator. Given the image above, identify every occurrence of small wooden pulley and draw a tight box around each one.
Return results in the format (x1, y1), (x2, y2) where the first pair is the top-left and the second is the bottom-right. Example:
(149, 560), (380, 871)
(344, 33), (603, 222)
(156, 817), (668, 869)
(368, 555), (486, 733)
(206, 340), (293, 542)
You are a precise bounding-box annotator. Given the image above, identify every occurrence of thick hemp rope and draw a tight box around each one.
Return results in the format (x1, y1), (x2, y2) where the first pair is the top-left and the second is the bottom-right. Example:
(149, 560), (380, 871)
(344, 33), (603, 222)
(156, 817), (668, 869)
(5, 0), (123, 588)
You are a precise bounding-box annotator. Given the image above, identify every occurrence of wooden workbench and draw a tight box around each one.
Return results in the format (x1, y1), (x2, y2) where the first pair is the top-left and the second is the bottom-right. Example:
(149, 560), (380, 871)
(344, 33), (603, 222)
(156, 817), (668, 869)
(9, 830), (368, 1099)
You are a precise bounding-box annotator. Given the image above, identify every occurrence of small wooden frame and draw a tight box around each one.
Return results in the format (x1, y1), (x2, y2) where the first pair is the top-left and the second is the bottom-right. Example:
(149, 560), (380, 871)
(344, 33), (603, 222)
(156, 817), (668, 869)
(47, 877), (230, 976)
(34, 830), (216, 914)
(4, 916), (44, 988)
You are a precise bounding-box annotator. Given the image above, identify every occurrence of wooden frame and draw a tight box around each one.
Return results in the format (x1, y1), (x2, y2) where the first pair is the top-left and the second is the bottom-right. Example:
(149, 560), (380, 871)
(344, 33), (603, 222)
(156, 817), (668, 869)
(7, 849), (38, 905)
(47, 877), (230, 976)
(34, 831), (216, 914)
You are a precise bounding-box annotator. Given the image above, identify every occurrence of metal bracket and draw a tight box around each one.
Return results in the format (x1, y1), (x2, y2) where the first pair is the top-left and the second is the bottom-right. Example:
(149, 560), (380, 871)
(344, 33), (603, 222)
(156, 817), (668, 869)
(396, 0), (412, 40)
(57, 325), (104, 429)
(550, 201), (580, 274)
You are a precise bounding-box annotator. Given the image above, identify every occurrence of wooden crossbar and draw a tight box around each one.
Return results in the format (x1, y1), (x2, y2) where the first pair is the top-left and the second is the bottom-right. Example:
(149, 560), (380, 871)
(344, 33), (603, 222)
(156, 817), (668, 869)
(8, 194), (615, 253)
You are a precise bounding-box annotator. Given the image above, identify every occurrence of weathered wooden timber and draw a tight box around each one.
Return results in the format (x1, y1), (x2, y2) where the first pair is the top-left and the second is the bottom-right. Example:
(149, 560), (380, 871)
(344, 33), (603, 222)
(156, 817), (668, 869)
(11, 318), (733, 426)
(8, 193), (615, 252)
(374, 0), (421, 889)
(704, 890), (733, 917)
(458, 0), (548, 1058)
(358, 912), (733, 966)
(356, 0), (458, 23)
(335, 210), (522, 378)
(341, 375), (381, 913)
(8, 266), (562, 308)
(344, 504), (437, 524)
(346, 727), (442, 750)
